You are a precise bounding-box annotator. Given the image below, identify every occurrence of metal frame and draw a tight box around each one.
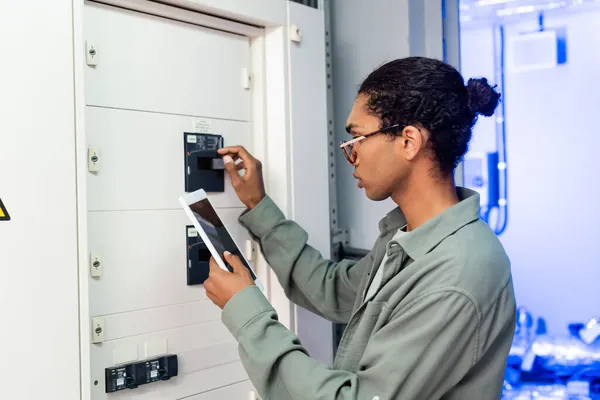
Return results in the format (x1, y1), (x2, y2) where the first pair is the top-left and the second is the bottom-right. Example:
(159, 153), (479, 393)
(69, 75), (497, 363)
(442, 0), (465, 187)
(92, 0), (264, 36)
(322, 0), (348, 261)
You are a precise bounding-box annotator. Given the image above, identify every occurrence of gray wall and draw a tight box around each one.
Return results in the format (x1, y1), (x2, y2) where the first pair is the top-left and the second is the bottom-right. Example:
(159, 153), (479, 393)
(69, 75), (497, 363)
(330, 0), (412, 250)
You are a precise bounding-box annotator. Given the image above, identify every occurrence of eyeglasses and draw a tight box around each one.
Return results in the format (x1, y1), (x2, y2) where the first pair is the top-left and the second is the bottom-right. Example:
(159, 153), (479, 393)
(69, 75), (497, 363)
(339, 124), (401, 164)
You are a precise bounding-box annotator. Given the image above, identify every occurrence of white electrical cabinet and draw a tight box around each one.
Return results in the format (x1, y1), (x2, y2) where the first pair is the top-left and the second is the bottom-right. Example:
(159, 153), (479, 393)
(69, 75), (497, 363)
(83, 3), (256, 398)
(78, 0), (333, 398)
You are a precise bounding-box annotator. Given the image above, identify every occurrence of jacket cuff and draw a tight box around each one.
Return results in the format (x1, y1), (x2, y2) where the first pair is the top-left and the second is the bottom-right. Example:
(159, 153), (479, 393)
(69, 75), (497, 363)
(221, 285), (274, 338)
(238, 195), (286, 238)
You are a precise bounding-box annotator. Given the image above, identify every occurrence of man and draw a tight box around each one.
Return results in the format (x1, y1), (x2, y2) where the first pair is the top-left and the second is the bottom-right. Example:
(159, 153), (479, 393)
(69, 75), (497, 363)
(204, 57), (516, 399)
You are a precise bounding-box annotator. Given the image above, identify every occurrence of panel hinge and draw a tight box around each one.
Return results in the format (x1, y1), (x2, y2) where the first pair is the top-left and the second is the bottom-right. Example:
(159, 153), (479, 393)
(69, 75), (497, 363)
(290, 24), (302, 43)
(242, 68), (252, 90)
(91, 317), (105, 344)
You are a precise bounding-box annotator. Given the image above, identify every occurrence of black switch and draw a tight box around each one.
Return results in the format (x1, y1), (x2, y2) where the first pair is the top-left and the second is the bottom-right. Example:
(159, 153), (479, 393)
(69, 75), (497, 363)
(159, 354), (178, 380)
(105, 366), (127, 393)
(184, 132), (225, 193)
(105, 355), (178, 393)
(186, 225), (211, 285)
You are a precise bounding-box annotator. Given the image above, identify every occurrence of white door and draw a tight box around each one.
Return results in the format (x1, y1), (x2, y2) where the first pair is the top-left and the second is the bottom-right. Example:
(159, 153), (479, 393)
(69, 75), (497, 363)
(83, 2), (256, 398)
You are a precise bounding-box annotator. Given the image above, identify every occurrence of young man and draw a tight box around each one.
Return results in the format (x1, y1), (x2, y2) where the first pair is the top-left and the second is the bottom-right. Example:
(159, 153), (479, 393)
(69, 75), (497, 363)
(203, 57), (516, 400)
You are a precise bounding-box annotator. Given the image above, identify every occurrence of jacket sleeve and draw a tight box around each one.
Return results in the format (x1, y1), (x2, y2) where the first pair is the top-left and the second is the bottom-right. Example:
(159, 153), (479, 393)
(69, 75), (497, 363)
(222, 286), (481, 400)
(238, 195), (371, 323)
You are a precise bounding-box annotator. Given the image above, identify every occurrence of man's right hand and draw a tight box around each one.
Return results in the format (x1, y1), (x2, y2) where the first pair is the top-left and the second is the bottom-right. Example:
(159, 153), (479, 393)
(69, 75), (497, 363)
(217, 145), (266, 210)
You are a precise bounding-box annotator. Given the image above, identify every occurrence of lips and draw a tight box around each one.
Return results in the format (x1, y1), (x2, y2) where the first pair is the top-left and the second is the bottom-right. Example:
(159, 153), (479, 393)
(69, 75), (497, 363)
(353, 173), (363, 188)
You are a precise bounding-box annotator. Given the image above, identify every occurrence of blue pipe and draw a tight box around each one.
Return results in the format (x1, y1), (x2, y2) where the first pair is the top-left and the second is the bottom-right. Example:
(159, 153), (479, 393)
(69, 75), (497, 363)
(489, 24), (508, 235)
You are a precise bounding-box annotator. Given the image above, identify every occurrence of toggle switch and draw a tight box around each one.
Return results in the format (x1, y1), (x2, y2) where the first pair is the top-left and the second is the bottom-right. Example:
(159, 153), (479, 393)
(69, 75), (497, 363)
(184, 132), (225, 193)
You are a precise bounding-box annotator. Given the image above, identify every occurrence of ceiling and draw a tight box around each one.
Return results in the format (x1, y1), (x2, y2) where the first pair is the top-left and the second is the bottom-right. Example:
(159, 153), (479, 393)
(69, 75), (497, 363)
(459, 0), (600, 25)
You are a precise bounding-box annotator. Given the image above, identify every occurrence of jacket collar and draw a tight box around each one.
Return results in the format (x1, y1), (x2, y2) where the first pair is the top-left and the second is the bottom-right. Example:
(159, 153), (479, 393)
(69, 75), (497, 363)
(378, 187), (481, 260)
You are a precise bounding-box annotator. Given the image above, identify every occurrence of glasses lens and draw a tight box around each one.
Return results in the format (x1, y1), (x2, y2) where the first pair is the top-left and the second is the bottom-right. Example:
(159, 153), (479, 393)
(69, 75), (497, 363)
(342, 143), (356, 163)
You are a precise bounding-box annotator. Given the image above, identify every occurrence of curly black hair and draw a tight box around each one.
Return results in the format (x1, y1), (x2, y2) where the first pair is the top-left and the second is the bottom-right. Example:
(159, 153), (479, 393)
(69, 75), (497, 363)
(358, 57), (501, 174)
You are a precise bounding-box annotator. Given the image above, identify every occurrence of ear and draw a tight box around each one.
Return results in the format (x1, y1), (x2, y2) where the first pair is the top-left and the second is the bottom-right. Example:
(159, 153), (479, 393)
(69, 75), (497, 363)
(398, 125), (423, 161)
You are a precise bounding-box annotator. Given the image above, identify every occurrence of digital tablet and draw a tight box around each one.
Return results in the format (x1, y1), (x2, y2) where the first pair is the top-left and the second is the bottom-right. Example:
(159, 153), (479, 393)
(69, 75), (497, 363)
(179, 189), (264, 292)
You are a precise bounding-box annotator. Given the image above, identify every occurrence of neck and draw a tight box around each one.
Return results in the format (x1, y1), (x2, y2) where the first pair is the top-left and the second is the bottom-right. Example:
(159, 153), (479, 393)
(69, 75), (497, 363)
(391, 170), (459, 232)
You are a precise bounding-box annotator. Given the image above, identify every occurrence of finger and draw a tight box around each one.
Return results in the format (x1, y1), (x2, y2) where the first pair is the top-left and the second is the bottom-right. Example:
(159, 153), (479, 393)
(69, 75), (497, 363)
(218, 146), (256, 165)
(204, 284), (218, 305)
(209, 257), (224, 276)
(223, 156), (244, 186)
(223, 251), (245, 275)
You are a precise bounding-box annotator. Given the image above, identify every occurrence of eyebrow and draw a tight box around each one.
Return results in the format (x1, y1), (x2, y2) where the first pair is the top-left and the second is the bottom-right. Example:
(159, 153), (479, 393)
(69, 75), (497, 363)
(345, 123), (359, 135)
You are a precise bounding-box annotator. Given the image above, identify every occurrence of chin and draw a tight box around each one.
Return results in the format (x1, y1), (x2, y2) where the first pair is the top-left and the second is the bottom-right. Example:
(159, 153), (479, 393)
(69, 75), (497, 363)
(363, 187), (389, 202)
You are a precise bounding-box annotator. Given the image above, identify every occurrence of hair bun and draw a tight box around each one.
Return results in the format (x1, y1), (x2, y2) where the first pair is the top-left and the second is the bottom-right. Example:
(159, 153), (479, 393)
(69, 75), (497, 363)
(466, 77), (501, 117)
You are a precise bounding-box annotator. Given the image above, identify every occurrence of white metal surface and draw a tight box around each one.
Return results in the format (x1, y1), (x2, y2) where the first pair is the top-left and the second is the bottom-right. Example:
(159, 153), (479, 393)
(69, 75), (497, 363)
(184, 381), (255, 400)
(84, 2), (253, 122)
(287, 1), (334, 365)
(0, 1), (82, 399)
(85, 107), (251, 211)
(87, 208), (249, 316)
(97, 301), (220, 341)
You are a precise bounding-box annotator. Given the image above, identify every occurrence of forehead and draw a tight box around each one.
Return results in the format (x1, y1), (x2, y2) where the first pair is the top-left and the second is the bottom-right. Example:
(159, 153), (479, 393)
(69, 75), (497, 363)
(346, 94), (380, 133)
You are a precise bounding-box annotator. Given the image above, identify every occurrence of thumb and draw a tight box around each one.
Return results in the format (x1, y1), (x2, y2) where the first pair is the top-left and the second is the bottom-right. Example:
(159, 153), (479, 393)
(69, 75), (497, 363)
(223, 156), (242, 186)
(223, 251), (244, 274)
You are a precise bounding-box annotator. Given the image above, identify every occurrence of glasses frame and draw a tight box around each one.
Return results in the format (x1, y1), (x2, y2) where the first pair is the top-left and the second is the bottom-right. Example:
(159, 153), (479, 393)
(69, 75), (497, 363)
(339, 124), (401, 164)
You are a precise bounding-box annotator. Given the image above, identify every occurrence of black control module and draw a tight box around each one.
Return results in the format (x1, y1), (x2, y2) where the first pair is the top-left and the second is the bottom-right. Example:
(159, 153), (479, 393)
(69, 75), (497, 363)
(184, 132), (225, 193)
(186, 225), (211, 285)
(105, 354), (178, 393)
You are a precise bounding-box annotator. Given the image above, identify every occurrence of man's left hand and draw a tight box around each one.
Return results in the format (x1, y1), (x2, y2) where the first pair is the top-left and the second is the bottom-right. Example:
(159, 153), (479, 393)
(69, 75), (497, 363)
(205, 251), (255, 309)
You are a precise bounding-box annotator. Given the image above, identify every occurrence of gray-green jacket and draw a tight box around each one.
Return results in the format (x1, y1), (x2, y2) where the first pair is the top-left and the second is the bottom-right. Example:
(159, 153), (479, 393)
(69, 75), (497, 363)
(221, 187), (516, 400)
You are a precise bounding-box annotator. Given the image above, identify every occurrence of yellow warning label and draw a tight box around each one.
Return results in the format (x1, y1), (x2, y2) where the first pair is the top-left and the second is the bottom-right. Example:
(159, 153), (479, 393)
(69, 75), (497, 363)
(0, 198), (10, 221)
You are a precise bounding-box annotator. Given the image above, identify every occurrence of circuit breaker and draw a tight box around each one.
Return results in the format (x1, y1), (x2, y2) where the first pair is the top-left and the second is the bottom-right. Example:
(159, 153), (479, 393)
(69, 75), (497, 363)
(105, 354), (178, 393)
(184, 132), (225, 193)
(186, 225), (211, 285)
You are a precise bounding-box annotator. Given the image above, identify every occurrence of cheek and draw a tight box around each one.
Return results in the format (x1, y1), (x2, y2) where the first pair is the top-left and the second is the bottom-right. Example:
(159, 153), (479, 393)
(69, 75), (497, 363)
(361, 147), (396, 179)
